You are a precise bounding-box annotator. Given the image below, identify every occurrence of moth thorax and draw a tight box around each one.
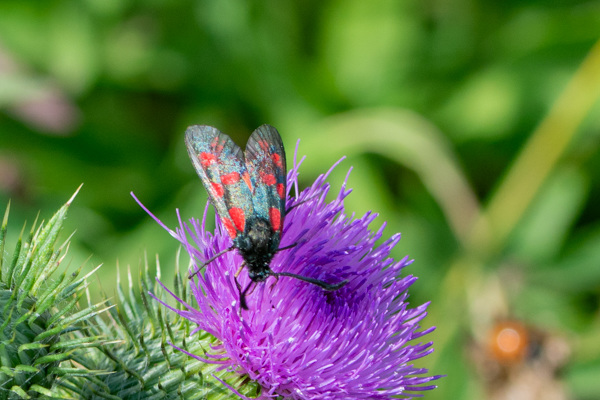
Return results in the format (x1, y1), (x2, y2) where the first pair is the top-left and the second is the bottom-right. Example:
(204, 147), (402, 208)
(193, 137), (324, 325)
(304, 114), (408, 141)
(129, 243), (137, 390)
(238, 217), (278, 251)
(235, 217), (279, 273)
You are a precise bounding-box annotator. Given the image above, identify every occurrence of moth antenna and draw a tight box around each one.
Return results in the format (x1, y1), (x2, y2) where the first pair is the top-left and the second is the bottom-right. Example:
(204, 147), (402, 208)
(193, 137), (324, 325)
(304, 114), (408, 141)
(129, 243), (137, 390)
(285, 194), (319, 214)
(276, 242), (297, 253)
(188, 245), (236, 279)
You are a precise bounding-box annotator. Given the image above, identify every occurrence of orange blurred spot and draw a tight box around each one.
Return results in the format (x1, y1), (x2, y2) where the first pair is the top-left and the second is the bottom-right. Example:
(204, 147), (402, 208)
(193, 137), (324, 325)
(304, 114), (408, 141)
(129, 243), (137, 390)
(489, 321), (529, 364)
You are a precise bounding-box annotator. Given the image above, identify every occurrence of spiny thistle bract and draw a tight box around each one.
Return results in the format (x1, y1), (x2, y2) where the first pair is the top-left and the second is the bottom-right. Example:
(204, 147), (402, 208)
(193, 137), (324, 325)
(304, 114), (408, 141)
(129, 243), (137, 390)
(0, 189), (257, 399)
(0, 187), (108, 399)
(71, 255), (260, 399)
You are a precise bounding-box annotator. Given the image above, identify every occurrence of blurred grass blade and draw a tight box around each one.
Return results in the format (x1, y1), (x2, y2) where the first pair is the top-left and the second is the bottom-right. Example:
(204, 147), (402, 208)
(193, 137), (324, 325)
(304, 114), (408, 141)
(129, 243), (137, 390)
(480, 38), (600, 252)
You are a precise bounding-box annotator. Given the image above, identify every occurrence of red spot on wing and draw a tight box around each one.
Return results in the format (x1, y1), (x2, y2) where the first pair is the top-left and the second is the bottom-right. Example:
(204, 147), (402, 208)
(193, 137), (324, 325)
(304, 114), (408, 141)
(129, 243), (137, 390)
(271, 153), (282, 167)
(242, 171), (253, 191)
(260, 172), (276, 186)
(211, 182), (224, 197)
(199, 152), (217, 167)
(221, 172), (241, 185)
(221, 217), (237, 239)
(277, 183), (285, 198)
(229, 207), (246, 232)
(269, 207), (281, 231)
(258, 140), (269, 151)
(210, 136), (224, 152)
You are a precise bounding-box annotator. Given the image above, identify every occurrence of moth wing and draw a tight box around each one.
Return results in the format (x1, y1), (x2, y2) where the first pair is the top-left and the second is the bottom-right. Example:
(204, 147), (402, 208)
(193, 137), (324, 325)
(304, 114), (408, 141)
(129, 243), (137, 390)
(244, 124), (287, 236)
(185, 125), (254, 239)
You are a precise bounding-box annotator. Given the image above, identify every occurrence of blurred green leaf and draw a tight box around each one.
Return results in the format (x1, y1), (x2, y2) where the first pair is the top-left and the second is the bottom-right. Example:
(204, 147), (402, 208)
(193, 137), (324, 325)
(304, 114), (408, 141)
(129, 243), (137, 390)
(533, 226), (600, 293)
(567, 360), (600, 400)
(47, 3), (98, 93)
(322, 0), (421, 105)
(437, 67), (521, 141)
(509, 166), (588, 262)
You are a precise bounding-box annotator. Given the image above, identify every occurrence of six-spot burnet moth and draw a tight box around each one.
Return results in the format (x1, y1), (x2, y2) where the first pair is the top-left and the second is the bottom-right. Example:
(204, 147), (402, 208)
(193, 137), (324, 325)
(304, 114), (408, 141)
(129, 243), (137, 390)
(185, 124), (347, 309)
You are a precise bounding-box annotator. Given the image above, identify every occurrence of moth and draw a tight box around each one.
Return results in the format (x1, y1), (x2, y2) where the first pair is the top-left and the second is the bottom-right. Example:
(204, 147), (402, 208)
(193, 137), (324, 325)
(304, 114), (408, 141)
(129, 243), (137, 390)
(185, 124), (347, 309)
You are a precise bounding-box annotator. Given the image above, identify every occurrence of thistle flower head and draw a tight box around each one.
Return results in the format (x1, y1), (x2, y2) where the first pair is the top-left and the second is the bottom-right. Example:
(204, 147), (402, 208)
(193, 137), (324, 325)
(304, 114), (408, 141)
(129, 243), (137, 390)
(150, 148), (440, 399)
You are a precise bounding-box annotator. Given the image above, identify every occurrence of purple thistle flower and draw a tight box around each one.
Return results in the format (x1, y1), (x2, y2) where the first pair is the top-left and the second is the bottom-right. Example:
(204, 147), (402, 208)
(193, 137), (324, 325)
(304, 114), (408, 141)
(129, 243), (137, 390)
(144, 145), (441, 399)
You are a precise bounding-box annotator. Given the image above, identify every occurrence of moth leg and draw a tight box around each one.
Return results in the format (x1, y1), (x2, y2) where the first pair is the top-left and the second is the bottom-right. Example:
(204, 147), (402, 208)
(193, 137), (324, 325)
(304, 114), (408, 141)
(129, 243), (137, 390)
(246, 281), (259, 296)
(237, 279), (253, 310)
(268, 274), (280, 290)
(234, 262), (246, 278)
(188, 245), (235, 279)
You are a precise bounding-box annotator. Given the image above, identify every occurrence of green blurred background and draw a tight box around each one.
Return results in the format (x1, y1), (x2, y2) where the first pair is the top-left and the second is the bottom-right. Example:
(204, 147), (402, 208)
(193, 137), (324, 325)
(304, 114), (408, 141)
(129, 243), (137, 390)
(1, 1), (600, 399)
